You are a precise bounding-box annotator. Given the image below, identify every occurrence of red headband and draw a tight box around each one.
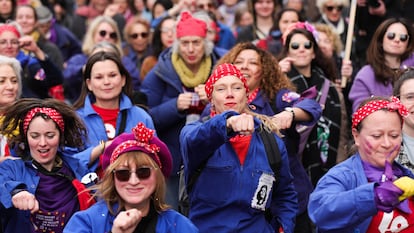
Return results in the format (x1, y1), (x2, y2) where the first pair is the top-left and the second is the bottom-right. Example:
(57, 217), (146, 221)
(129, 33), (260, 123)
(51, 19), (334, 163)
(352, 96), (408, 129)
(110, 123), (162, 168)
(205, 63), (249, 100)
(0, 24), (20, 38)
(23, 107), (65, 134)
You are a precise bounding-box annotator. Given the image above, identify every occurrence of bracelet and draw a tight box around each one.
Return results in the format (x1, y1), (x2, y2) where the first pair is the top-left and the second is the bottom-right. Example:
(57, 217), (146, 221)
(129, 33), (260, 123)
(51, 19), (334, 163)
(99, 140), (105, 154)
(284, 107), (295, 122)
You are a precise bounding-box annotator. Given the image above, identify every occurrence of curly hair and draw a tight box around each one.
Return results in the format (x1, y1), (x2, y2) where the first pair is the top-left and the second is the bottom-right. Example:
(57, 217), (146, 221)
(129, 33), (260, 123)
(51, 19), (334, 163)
(0, 98), (87, 159)
(215, 42), (295, 101)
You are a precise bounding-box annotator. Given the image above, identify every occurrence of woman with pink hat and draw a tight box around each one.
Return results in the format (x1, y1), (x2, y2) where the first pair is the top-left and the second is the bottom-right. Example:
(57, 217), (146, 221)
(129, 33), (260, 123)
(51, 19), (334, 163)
(180, 63), (297, 232)
(64, 122), (198, 233)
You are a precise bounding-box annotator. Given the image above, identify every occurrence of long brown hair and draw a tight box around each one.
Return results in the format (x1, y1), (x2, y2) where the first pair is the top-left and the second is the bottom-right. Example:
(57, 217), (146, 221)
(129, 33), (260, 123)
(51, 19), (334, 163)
(367, 18), (414, 85)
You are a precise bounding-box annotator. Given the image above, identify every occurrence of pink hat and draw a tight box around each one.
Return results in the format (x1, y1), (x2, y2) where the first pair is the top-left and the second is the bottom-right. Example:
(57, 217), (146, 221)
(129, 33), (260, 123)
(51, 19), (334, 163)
(176, 11), (207, 38)
(205, 63), (249, 100)
(101, 123), (172, 177)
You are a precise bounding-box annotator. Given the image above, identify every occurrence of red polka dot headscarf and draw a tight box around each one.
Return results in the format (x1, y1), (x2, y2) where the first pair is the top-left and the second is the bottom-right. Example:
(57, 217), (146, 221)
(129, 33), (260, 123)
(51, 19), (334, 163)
(205, 63), (249, 101)
(101, 122), (172, 177)
(352, 96), (409, 129)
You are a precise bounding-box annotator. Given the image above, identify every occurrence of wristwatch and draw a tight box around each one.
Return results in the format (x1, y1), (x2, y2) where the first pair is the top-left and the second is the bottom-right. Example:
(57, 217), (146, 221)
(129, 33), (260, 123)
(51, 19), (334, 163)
(284, 107), (295, 122)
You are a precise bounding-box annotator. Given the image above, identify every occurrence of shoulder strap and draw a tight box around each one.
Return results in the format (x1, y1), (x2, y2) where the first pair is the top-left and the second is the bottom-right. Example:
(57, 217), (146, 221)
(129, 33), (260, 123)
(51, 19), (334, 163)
(116, 110), (127, 136)
(319, 78), (331, 107)
(258, 127), (282, 222)
(258, 128), (281, 183)
(186, 159), (208, 194)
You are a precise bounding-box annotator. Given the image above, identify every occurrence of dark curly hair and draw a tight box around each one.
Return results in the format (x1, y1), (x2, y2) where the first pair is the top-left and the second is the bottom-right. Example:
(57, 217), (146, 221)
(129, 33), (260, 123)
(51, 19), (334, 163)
(215, 42), (296, 101)
(0, 98), (88, 159)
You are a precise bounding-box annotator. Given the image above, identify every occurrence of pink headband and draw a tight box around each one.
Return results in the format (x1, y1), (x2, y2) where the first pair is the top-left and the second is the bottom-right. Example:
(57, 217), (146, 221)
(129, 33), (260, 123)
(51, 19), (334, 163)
(352, 96), (408, 129)
(23, 107), (65, 134)
(0, 24), (20, 38)
(205, 63), (249, 100)
(282, 21), (318, 45)
(110, 123), (162, 168)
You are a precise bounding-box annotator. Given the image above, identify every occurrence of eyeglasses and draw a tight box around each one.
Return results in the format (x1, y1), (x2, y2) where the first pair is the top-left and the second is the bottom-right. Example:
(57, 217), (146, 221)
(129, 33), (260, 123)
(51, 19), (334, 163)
(99, 30), (118, 40)
(290, 41), (313, 50)
(0, 39), (19, 47)
(197, 3), (214, 9)
(113, 167), (154, 181)
(386, 32), (409, 42)
(129, 32), (149, 39)
(325, 5), (343, 12)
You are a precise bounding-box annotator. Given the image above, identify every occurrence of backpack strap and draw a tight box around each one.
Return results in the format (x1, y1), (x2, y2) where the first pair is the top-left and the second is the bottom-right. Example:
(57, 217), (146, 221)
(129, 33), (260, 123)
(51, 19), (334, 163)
(258, 127), (282, 222)
(116, 110), (127, 137)
(258, 128), (281, 182)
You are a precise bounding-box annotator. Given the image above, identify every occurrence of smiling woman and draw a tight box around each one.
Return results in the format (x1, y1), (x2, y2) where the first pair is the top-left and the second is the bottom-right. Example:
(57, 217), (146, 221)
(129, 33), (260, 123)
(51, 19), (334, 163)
(72, 51), (154, 178)
(0, 98), (95, 233)
(180, 63), (298, 233)
(64, 122), (198, 233)
(308, 96), (414, 232)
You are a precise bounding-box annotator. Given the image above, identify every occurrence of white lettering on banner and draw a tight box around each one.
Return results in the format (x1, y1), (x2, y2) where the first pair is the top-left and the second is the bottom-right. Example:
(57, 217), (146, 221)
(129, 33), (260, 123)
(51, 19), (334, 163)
(378, 211), (408, 232)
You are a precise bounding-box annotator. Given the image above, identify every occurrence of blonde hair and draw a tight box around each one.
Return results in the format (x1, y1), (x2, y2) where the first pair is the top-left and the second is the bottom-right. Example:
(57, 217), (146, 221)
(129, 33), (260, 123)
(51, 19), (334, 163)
(92, 151), (169, 215)
(0, 55), (22, 98)
(82, 16), (122, 56)
(316, 0), (349, 12)
(314, 23), (343, 56)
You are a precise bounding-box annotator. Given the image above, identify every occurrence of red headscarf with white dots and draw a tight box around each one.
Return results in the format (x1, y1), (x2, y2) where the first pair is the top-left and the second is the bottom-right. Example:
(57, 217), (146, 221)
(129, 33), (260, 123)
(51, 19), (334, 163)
(352, 96), (408, 129)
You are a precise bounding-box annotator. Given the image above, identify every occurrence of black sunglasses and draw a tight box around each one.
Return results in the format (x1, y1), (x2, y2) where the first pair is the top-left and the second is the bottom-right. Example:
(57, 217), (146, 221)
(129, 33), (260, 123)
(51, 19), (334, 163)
(113, 167), (153, 181)
(325, 5), (343, 12)
(197, 3), (214, 9)
(386, 32), (409, 42)
(99, 30), (118, 40)
(290, 41), (313, 50)
(129, 32), (149, 39)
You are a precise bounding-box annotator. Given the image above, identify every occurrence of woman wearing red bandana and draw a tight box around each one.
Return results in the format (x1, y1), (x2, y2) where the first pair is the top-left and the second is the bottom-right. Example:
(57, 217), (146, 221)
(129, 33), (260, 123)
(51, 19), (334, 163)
(0, 98), (95, 233)
(309, 96), (414, 232)
(64, 123), (198, 233)
(181, 63), (297, 233)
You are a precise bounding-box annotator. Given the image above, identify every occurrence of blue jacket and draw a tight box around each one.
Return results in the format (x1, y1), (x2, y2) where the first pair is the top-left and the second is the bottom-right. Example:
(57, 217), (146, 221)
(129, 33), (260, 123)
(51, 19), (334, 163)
(180, 111), (298, 233)
(201, 89), (321, 215)
(63, 54), (140, 103)
(140, 47), (226, 175)
(16, 50), (63, 99)
(216, 22), (236, 50)
(74, 93), (154, 172)
(308, 154), (414, 233)
(0, 152), (90, 233)
(63, 201), (198, 233)
(50, 23), (82, 62)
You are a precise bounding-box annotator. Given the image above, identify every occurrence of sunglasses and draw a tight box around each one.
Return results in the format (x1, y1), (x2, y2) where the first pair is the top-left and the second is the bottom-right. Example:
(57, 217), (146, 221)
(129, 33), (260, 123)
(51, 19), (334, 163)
(99, 30), (118, 40)
(129, 32), (149, 39)
(113, 167), (154, 182)
(290, 41), (313, 50)
(386, 32), (409, 42)
(197, 3), (214, 9)
(325, 5), (343, 12)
